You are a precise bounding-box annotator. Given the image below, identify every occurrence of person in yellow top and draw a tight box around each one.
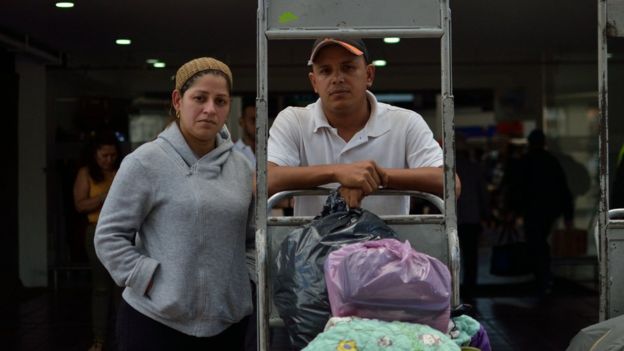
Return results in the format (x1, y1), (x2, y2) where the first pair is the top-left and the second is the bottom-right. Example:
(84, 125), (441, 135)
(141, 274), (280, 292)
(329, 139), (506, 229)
(73, 131), (121, 351)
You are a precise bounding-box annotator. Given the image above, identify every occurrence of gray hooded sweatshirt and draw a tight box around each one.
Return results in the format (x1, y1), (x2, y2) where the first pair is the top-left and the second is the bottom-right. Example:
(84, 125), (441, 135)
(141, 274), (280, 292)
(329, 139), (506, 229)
(95, 122), (254, 337)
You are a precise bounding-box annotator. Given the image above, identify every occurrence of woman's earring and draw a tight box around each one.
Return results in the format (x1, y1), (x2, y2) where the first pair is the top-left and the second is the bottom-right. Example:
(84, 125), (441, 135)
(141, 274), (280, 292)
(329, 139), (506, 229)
(176, 110), (180, 119)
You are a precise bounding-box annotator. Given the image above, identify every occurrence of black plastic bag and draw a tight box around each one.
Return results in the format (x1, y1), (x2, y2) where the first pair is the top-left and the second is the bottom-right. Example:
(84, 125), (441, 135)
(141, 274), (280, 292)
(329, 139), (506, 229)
(489, 223), (531, 276)
(273, 192), (397, 349)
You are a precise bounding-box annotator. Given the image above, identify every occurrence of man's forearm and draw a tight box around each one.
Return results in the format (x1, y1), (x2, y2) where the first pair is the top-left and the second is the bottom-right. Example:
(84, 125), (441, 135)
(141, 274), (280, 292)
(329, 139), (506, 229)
(268, 160), (386, 196)
(267, 163), (336, 196)
(384, 167), (459, 197)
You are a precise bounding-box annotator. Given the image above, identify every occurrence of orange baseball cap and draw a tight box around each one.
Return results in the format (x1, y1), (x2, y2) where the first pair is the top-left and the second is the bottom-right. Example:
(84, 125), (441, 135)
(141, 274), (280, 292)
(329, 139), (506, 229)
(307, 37), (370, 66)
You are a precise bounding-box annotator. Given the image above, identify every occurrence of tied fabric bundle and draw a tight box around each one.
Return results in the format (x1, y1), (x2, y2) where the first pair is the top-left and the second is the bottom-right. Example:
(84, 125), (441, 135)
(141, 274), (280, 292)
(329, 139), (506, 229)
(325, 238), (451, 332)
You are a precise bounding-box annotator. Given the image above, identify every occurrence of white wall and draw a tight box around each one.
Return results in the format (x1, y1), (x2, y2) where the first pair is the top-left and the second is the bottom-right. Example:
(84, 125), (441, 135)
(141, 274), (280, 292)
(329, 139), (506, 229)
(17, 56), (48, 287)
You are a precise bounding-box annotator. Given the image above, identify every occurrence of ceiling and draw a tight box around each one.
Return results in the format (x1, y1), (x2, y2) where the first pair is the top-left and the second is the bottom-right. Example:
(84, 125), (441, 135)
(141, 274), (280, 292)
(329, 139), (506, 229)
(0, 0), (598, 71)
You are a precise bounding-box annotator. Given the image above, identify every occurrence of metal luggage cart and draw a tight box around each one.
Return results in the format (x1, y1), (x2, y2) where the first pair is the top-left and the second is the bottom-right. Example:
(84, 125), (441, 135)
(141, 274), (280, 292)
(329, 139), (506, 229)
(265, 189), (458, 336)
(598, 0), (624, 321)
(255, 0), (458, 349)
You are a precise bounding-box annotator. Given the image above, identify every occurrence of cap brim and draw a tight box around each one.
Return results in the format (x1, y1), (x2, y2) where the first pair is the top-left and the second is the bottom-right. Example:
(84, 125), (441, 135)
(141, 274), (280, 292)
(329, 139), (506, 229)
(307, 39), (364, 66)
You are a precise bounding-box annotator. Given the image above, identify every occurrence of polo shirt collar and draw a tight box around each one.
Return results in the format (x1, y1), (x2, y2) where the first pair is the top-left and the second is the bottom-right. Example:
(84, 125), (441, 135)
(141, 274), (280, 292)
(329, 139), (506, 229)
(312, 90), (391, 138)
(312, 100), (332, 133)
(363, 91), (391, 137)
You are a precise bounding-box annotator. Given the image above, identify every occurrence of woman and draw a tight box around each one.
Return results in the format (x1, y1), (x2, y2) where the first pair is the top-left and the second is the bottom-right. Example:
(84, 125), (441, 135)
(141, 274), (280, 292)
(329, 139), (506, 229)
(94, 57), (254, 350)
(73, 131), (121, 351)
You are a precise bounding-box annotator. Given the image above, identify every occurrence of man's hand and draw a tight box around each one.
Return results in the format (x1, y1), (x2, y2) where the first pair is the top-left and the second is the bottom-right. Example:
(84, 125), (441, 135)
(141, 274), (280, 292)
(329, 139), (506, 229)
(339, 187), (365, 208)
(333, 160), (387, 194)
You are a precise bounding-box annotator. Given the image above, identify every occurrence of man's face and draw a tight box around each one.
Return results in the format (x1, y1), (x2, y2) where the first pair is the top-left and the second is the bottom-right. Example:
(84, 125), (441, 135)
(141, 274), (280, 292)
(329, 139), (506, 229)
(239, 105), (256, 140)
(308, 45), (374, 116)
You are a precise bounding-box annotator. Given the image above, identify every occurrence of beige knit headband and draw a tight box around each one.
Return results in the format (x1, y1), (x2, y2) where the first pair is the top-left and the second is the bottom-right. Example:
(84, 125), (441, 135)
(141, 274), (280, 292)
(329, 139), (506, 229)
(174, 57), (233, 92)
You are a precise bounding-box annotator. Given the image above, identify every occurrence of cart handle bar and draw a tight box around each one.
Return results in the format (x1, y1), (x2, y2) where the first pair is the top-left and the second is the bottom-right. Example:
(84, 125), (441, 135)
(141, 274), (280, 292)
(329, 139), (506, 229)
(267, 188), (444, 215)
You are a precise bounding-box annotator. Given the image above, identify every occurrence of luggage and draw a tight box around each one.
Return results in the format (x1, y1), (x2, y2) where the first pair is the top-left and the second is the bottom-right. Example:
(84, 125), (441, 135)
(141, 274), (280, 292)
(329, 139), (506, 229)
(303, 317), (460, 351)
(566, 314), (624, 351)
(489, 223), (531, 276)
(273, 192), (398, 349)
(551, 228), (587, 257)
(325, 238), (452, 332)
(450, 315), (492, 351)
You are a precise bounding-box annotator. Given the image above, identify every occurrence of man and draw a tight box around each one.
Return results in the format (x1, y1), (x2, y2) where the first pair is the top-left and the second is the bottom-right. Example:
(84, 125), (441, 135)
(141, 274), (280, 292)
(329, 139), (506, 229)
(455, 133), (489, 297)
(232, 103), (257, 351)
(612, 143), (624, 209)
(510, 129), (574, 296)
(234, 104), (256, 166)
(268, 37), (458, 216)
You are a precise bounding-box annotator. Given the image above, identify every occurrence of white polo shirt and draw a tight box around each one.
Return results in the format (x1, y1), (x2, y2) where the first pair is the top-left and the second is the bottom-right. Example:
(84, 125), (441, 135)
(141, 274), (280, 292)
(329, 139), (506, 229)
(268, 91), (443, 216)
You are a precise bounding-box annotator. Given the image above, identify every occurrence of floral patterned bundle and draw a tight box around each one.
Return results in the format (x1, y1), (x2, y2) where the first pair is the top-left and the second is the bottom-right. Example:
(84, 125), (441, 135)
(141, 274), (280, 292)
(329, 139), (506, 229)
(303, 317), (460, 351)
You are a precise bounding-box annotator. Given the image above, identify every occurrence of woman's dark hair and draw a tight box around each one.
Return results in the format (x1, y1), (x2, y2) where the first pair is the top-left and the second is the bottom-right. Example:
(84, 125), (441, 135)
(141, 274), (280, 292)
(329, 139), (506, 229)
(86, 130), (122, 183)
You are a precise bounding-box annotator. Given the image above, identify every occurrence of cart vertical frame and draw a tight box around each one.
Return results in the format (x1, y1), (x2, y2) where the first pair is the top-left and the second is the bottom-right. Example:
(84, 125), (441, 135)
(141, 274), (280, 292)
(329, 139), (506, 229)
(256, 1), (457, 349)
(598, 0), (624, 321)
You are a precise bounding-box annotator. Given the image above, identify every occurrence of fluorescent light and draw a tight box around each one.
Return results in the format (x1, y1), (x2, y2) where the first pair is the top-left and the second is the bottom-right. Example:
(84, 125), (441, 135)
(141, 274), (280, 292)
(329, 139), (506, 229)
(376, 93), (414, 103)
(55, 2), (74, 8)
(115, 39), (132, 45)
(372, 60), (387, 67)
(146, 59), (159, 64)
(383, 37), (400, 44)
(153, 62), (166, 68)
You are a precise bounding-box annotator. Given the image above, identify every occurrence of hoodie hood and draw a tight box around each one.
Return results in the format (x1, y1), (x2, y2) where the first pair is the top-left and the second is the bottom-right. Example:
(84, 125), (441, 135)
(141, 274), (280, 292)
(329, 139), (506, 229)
(158, 122), (233, 179)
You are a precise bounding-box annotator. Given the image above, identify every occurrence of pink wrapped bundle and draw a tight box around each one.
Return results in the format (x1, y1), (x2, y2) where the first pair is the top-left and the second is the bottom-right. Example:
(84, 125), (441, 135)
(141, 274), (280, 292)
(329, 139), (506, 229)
(324, 238), (451, 332)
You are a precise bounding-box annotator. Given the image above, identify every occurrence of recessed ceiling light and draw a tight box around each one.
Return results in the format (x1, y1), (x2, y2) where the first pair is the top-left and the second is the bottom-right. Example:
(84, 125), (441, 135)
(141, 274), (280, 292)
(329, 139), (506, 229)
(153, 62), (166, 68)
(115, 39), (132, 45)
(146, 59), (159, 64)
(383, 37), (400, 44)
(372, 60), (387, 67)
(55, 2), (74, 8)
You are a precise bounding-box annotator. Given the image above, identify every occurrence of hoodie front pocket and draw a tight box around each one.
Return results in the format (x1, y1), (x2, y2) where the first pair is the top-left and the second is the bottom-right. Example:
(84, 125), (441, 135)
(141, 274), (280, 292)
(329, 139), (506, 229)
(146, 265), (196, 320)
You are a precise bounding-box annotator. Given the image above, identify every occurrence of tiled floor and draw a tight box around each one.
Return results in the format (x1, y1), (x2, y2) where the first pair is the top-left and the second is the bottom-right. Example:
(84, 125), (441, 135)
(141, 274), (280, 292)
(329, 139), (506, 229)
(463, 247), (599, 350)
(1, 253), (599, 351)
(468, 281), (598, 350)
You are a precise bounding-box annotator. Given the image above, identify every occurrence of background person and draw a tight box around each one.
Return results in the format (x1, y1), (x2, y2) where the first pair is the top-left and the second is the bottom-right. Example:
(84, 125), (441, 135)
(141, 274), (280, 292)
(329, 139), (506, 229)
(612, 143), (624, 209)
(510, 129), (574, 296)
(455, 133), (489, 298)
(233, 101), (262, 351)
(73, 130), (121, 351)
(94, 57), (254, 350)
(234, 103), (256, 166)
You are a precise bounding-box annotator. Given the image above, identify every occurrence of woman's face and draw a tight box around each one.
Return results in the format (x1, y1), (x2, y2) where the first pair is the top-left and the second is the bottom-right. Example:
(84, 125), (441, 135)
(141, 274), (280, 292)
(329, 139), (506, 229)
(96, 144), (118, 171)
(172, 73), (231, 148)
